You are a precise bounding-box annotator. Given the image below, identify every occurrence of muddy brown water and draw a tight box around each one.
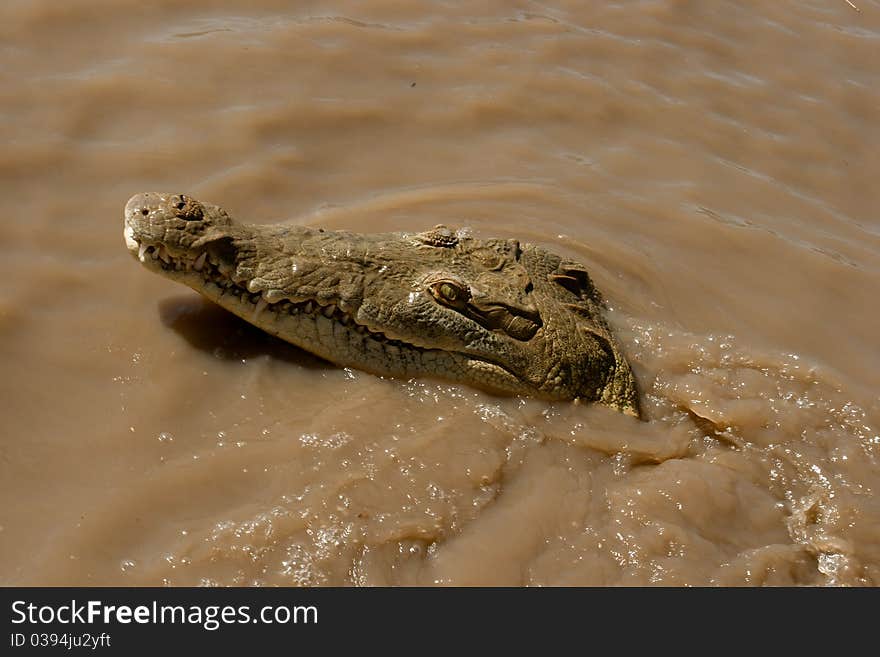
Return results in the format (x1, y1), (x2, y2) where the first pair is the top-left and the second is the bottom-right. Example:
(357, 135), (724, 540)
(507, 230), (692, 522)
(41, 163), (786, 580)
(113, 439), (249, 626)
(1, 1), (878, 586)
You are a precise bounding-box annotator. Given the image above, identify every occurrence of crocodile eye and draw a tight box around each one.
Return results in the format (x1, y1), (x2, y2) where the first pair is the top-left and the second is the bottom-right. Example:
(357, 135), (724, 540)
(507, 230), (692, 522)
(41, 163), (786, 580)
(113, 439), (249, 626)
(439, 283), (459, 301)
(429, 280), (470, 308)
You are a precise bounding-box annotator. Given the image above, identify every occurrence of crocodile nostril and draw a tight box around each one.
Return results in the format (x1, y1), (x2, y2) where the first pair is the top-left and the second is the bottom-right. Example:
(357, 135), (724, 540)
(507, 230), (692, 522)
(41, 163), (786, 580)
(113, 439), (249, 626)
(141, 208), (149, 216)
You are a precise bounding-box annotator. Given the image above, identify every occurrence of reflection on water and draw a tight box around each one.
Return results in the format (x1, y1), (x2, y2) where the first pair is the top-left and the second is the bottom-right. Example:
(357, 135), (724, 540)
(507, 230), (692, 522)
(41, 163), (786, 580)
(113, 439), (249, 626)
(158, 295), (329, 368)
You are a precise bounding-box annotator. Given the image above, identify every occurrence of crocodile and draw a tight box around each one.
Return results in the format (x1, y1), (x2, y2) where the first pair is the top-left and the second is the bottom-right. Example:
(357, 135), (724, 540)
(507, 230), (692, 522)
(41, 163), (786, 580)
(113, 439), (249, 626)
(123, 192), (641, 417)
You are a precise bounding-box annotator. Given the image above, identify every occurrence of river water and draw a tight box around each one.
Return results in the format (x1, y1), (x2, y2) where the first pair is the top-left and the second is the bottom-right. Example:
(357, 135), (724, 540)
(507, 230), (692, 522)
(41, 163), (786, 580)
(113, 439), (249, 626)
(1, 0), (878, 585)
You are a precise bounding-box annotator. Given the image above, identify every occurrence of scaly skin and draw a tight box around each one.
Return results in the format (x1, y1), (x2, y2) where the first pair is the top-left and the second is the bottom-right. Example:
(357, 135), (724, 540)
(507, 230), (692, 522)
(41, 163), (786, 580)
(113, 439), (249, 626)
(123, 193), (641, 417)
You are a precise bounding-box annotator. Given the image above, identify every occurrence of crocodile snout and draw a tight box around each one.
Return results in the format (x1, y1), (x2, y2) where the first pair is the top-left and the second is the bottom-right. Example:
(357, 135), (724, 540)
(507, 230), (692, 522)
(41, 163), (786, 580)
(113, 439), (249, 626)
(125, 192), (161, 221)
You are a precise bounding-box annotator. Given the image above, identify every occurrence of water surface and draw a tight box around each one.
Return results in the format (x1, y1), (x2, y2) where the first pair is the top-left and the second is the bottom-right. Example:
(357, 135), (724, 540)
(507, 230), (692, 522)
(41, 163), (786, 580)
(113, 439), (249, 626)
(1, 0), (878, 585)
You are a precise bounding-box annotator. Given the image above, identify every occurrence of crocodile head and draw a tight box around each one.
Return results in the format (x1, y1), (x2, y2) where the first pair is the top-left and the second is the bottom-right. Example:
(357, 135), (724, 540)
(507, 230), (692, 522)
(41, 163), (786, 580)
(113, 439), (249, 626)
(124, 192), (641, 417)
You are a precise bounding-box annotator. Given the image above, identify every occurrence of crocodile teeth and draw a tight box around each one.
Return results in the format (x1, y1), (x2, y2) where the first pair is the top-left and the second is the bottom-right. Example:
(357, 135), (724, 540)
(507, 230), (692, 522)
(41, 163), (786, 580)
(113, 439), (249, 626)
(322, 304), (336, 318)
(138, 243), (148, 262)
(304, 301), (314, 314)
(253, 297), (268, 319)
(193, 252), (207, 271)
(158, 246), (171, 263)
